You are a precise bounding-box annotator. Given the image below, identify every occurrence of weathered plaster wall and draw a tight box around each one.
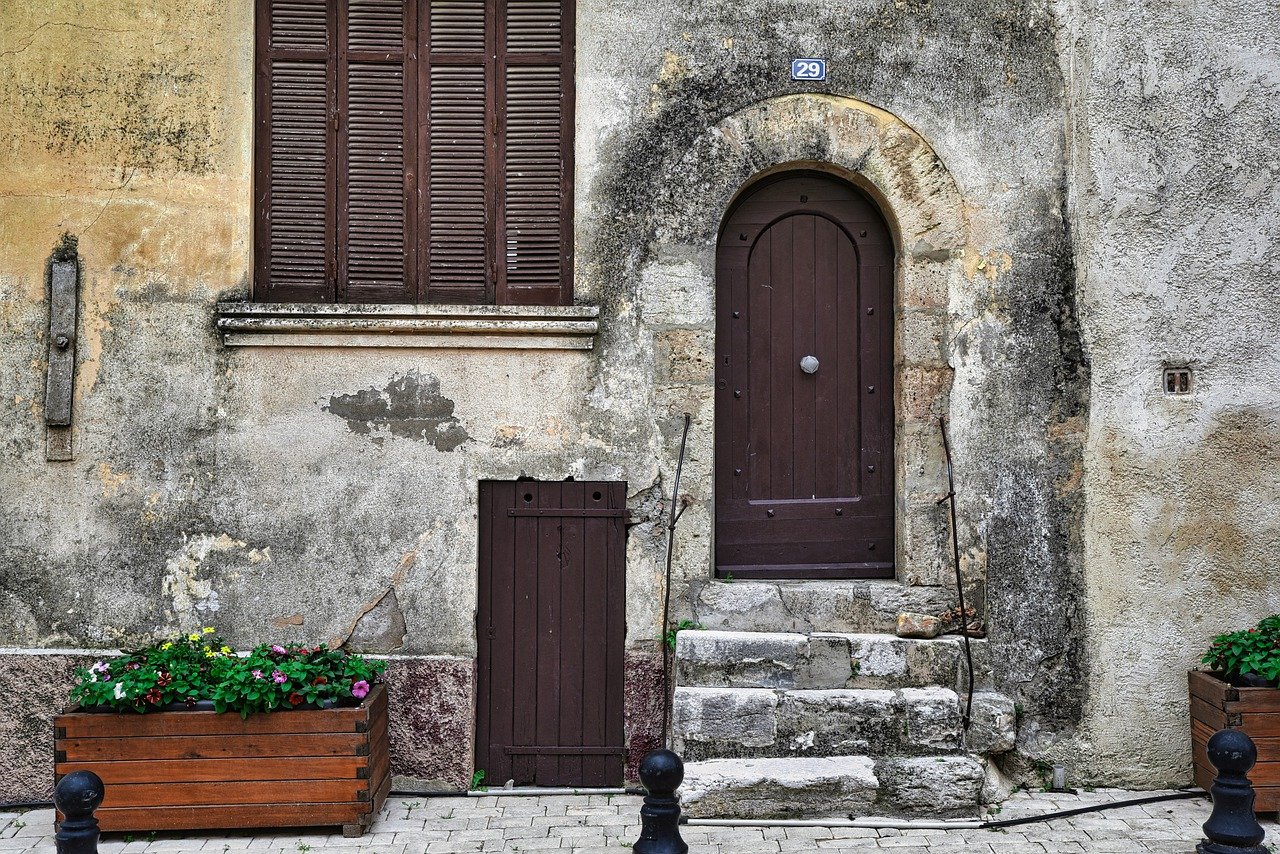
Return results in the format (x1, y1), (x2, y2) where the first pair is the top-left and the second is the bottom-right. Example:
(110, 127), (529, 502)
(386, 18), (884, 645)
(0, 0), (1099, 799)
(1063, 0), (1280, 785)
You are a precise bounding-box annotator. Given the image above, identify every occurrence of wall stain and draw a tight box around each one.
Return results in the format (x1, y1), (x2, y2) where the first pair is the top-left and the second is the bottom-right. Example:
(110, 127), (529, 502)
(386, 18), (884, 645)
(325, 371), (470, 451)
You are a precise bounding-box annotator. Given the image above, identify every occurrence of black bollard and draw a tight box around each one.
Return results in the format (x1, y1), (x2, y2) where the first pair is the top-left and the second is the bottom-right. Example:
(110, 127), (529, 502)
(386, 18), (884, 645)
(1199, 729), (1267, 854)
(53, 770), (105, 854)
(633, 749), (688, 854)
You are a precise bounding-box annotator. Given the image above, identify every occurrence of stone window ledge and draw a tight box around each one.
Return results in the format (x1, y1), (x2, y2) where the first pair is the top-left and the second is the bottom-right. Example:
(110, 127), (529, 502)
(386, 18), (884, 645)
(216, 302), (599, 350)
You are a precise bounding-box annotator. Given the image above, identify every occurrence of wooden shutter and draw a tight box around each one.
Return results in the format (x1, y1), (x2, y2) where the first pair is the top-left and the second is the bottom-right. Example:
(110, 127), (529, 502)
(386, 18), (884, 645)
(341, 0), (417, 303)
(256, 0), (336, 302)
(497, 0), (572, 305)
(423, 0), (493, 302)
(422, 0), (573, 305)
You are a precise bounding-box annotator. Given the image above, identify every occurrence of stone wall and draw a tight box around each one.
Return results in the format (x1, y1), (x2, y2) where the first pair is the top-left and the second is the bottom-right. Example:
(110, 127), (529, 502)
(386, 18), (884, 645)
(0, 0), (1270, 802)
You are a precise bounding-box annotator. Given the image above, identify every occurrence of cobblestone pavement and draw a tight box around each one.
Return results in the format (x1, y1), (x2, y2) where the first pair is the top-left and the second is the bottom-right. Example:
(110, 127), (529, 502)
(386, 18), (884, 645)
(1, 787), (1271, 853)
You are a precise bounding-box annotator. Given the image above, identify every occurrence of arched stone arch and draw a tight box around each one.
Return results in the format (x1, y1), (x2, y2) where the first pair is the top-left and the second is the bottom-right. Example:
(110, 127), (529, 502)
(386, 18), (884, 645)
(637, 93), (975, 587)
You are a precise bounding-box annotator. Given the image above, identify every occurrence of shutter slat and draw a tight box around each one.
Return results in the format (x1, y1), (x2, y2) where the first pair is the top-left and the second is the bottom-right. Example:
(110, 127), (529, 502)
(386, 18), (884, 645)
(502, 65), (562, 293)
(271, 0), (328, 50)
(505, 0), (562, 53)
(428, 66), (488, 297)
(345, 61), (408, 298)
(349, 0), (405, 52)
(430, 0), (486, 52)
(268, 59), (331, 294)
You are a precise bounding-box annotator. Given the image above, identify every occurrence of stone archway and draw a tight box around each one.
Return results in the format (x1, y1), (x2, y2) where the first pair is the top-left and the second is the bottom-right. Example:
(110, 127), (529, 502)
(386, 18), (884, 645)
(643, 94), (975, 588)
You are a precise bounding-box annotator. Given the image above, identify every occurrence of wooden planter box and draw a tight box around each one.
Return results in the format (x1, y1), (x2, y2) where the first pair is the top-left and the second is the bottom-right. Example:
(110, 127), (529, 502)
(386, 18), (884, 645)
(54, 684), (390, 837)
(1189, 669), (1280, 810)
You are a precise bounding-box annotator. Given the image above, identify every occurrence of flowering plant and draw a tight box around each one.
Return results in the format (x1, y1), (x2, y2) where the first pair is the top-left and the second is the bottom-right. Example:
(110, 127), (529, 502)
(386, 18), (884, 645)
(1202, 615), (1280, 687)
(71, 628), (387, 718)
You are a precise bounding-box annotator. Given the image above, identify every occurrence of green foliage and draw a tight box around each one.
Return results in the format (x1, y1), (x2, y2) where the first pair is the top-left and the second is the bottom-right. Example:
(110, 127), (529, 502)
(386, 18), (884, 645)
(663, 619), (701, 650)
(69, 627), (386, 718)
(1202, 615), (1280, 684)
(470, 769), (487, 791)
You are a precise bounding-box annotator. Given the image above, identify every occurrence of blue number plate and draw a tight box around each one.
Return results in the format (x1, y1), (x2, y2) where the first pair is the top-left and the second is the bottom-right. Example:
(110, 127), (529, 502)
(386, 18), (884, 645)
(791, 58), (827, 81)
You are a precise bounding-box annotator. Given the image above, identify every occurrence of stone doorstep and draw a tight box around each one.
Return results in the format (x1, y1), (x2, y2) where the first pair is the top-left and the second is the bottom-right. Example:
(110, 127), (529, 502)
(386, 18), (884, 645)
(679, 754), (987, 820)
(675, 629), (973, 691)
(692, 580), (959, 635)
(671, 685), (1017, 760)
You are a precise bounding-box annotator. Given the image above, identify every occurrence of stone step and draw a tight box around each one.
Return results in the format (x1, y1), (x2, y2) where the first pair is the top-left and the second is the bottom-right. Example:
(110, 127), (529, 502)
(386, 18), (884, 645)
(672, 686), (1016, 762)
(675, 629), (972, 691)
(680, 754), (989, 819)
(692, 579), (958, 635)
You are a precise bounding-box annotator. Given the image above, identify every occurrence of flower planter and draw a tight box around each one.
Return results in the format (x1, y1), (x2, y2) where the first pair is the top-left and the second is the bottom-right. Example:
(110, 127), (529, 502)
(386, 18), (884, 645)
(1189, 669), (1280, 810)
(54, 684), (389, 837)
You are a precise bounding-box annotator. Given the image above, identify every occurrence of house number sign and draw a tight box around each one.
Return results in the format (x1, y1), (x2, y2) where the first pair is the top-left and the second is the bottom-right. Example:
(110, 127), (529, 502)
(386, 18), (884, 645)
(791, 58), (827, 81)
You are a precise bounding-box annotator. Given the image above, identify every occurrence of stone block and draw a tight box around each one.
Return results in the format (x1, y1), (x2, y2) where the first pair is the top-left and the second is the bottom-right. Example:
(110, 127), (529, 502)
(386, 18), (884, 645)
(675, 630), (808, 689)
(965, 690), (1018, 754)
(897, 612), (942, 639)
(672, 687), (778, 757)
(796, 634), (857, 689)
(825, 633), (962, 689)
(874, 755), (985, 817)
(901, 687), (964, 750)
(694, 582), (799, 633)
(681, 756), (879, 819)
(901, 365), (951, 422)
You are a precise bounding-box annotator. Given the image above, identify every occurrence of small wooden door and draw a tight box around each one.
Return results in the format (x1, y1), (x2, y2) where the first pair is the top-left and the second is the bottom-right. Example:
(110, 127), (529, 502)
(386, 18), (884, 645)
(715, 172), (895, 579)
(476, 480), (627, 787)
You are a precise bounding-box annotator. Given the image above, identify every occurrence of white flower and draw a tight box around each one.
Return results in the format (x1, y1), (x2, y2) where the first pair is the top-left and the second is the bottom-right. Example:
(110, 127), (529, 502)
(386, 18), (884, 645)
(113, 682), (126, 700)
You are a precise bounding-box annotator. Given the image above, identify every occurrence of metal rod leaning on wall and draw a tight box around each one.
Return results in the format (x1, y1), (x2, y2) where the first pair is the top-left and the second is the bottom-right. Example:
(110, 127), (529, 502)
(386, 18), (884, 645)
(936, 416), (975, 730)
(660, 413), (693, 744)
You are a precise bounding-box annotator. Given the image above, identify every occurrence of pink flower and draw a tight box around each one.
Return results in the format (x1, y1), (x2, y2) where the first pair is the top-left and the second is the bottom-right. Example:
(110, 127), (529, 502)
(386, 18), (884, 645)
(351, 680), (370, 699)
(271, 670), (287, 684)
(271, 644), (287, 655)
(252, 669), (264, 680)
(89, 661), (110, 680)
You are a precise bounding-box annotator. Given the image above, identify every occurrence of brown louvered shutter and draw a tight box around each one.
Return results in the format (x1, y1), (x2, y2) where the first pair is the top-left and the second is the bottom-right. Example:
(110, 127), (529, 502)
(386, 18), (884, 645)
(498, 0), (572, 305)
(340, 0), (417, 302)
(422, 0), (493, 302)
(422, 0), (572, 305)
(256, 0), (337, 302)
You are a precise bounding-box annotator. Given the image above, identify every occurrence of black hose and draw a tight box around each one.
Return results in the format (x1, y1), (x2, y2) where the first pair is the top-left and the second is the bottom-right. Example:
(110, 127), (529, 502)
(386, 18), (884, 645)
(979, 789), (1203, 829)
(937, 416), (976, 729)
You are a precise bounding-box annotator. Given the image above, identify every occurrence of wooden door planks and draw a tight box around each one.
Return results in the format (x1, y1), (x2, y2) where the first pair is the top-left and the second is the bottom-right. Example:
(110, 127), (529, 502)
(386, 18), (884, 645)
(1188, 670), (1280, 811)
(53, 684), (390, 836)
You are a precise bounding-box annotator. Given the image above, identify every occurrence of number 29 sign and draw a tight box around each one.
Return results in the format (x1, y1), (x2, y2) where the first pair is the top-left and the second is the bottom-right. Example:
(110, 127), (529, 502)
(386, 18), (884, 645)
(791, 58), (828, 81)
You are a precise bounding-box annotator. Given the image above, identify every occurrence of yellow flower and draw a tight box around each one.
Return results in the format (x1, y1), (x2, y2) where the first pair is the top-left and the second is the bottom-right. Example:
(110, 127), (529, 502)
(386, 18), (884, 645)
(202, 627), (215, 634)
(188, 633), (200, 642)
(203, 649), (215, 658)
(160, 642), (172, 650)
(220, 646), (232, 654)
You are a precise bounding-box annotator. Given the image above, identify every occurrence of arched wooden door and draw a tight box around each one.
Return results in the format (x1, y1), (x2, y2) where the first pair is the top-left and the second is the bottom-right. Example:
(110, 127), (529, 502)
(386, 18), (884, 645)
(715, 172), (895, 579)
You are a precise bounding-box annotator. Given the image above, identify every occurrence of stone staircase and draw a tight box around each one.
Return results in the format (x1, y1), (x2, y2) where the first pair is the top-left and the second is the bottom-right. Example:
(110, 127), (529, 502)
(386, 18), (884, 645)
(672, 580), (1016, 819)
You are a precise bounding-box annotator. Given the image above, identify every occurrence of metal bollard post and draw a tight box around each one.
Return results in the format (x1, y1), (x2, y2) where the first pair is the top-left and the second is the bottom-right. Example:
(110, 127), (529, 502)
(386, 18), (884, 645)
(53, 770), (104, 854)
(1198, 729), (1267, 854)
(633, 749), (688, 854)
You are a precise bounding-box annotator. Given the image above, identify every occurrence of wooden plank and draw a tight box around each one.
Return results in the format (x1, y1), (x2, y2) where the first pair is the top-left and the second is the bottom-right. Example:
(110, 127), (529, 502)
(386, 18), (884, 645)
(94, 802), (364, 833)
(1188, 670), (1235, 708)
(1226, 688), (1280, 715)
(535, 481), (564, 785)
(55, 756), (368, 783)
(1236, 714), (1280, 738)
(99, 780), (368, 809)
(1190, 694), (1230, 731)
(58, 732), (365, 762)
(558, 481), (586, 787)
(604, 482), (626, 785)
(57, 706), (367, 739)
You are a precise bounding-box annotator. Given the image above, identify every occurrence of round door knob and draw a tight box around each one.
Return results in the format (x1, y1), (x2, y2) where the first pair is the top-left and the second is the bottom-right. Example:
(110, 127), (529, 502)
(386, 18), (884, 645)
(800, 356), (819, 374)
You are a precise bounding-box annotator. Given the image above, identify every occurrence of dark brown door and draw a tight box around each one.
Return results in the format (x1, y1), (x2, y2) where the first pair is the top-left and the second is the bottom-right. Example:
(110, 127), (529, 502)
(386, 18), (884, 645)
(716, 172), (895, 579)
(476, 480), (626, 787)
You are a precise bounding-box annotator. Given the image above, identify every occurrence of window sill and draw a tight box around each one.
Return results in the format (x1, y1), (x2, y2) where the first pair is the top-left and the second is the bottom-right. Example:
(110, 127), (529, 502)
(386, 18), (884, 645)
(216, 302), (600, 350)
